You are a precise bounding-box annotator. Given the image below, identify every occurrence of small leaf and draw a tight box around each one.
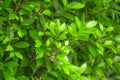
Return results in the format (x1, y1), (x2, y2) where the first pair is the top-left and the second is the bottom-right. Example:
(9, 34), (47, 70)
(42, 10), (52, 16)
(75, 16), (81, 30)
(35, 39), (42, 47)
(79, 63), (87, 74)
(104, 40), (113, 46)
(36, 48), (44, 59)
(2, 36), (9, 44)
(14, 41), (29, 48)
(68, 1), (85, 9)
(97, 62), (105, 68)
(99, 23), (104, 32)
(60, 23), (66, 32)
(15, 52), (23, 60)
(86, 21), (97, 28)
(6, 45), (14, 51)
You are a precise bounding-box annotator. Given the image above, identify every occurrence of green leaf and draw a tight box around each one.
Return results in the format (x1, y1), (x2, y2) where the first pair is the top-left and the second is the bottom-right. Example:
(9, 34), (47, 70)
(60, 23), (66, 32)
(86, 21), (97, 28)
(35, 39), (42, 47)
(14, 41), (29, 48)
(0, 46), (4, 55)
(79, 63), (87, 74)
(42, 9), (52, 16)
(2, 36), (10, 44)
(9, 14), (16, 20)
(6, 45), (14, 51)
(15, 52), (23, 60)
(75, 16), (81, 30)
(36, 48), (44, 59)
(1, 0), (12, 8)
(62, 0), (68, 7)
(0, 17), (6, 25)
(68, 2), (85, 9)
(88, 46), (96, 56)
(29, 29), (38, 40)
(17, 76), (29, 80)
(4, 61), (19, 67)
(104, 40), (113, 46)
(97, 62), (105, 68)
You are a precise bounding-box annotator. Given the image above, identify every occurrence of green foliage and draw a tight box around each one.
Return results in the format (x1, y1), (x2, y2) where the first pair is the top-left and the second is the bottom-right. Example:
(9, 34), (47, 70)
(0, 0), (120, 80)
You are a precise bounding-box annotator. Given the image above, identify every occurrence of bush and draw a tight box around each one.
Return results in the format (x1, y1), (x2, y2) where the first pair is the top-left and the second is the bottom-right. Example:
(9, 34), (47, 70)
(0, 0), (120, 80)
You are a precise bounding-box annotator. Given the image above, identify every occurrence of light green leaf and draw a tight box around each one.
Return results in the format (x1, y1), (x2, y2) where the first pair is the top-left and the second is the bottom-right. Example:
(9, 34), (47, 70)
(68, 2), (85, 9)
(104, 40), (113, 46)
(35, 39), (42, 47)
(42, 10), (52, 16)
(36, 48), (44, 59)
(1, 0), (12, 8)
(60, 23), (66, 32)
(86, 21), (97, 28)
(14, 41), (29, 48)
(18, 30), (24, 38)
(62, 0), (68, 7)
(2, 36), (9, 44)
(99, 23), (104, 32)
(9, 14), (16, 20)
(75, 16), (81, 30)
(15, 52), (23, 60)
(6, 45), (14, 51)
(97, 62), (105, 68)
(79, 63), (87, 74)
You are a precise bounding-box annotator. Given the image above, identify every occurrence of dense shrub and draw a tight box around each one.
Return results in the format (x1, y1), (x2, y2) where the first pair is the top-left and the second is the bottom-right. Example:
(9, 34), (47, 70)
(0, 0), (120, 80)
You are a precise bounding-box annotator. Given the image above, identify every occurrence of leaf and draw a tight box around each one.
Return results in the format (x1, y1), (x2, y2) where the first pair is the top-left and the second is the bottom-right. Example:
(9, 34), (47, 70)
(1, 0), (12, 8)
(62, 0), (68, 7)
(17, 76), (29, 80)
(35, 39), (42, 47)
(75, 16), (81, 30)
(36, 48), (44, 59)
(60, 23), (66, 32)
(79, 63), (87, 74)
(97, 62), (105, 68)
(15, 52), (23, 60)
(88, 46), (96, 56)
(6, 45), (14, 51)
(0, 47), (4, 55)
(14, 41), (29, 48)
(2, 36), (10, 44)
(68, 1), (85, 9)
(4, 61), (19, 67)
(42, 10), (52, 16)
(9, 14), (16, 20)
(99, 23), (104, 32)
(0, 17), (6, 25)
(104, 40), (113, 46)
(86, 21), (97, 28)
(29, 29), (38, 40)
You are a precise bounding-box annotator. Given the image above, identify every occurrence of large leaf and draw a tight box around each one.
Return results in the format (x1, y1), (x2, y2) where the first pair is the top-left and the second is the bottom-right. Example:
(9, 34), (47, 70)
(14, 41), (30, 48)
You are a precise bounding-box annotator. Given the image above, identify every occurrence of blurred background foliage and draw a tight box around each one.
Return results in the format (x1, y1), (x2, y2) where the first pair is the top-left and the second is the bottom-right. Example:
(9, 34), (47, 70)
(0, 0), (120, 80)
